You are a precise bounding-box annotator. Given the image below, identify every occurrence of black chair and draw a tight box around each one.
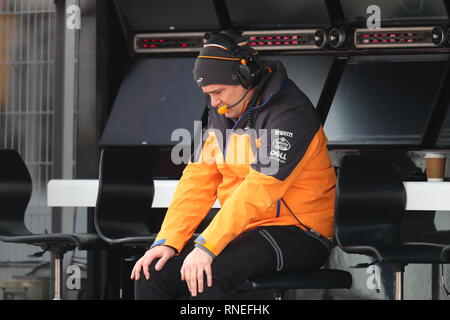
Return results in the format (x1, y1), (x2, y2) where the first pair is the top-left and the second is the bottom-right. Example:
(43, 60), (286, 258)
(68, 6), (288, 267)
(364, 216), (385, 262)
(94, 147), (162, 299)
(359, 149), (450, 245)
(442, 246), (450, 262)
(241, 267), (352, 300)
(94, 147), (157, 248)
(0, 149), (105, 300)
(335, 155), (448, 300)
(94, 147), (217, 246)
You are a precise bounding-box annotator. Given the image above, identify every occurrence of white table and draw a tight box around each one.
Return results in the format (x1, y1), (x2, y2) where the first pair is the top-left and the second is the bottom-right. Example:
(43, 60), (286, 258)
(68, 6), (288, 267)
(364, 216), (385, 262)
(47, 179), (221, 208)
(403, 181), (450, 211)
(47, 179), (450, 211)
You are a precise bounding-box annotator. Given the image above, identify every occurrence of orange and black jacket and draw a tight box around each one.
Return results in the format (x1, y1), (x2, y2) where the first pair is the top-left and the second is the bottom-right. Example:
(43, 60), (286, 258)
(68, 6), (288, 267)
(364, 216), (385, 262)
(150, 60), (336, 258)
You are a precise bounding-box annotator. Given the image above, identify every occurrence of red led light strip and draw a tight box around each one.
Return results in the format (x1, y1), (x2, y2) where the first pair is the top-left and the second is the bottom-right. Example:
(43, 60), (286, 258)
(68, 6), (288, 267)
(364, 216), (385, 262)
(358, 32), (419, 43)
(354, 27), (443, 48)
(242, 29), (325, 50)
(134, 32), (205, 53)
(139, 38), (192, 49)
(248, 35), (306, 47)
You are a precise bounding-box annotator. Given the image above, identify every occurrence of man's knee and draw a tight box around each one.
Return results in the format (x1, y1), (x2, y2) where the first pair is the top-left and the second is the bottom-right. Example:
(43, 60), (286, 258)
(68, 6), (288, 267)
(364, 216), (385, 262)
(134, 261), (173, 300)
(135, 260), (160, 283)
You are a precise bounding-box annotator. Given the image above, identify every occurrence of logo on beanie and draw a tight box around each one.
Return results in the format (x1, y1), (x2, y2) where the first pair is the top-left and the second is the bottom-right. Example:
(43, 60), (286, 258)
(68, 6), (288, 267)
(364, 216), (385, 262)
(196, 77), (203, 84)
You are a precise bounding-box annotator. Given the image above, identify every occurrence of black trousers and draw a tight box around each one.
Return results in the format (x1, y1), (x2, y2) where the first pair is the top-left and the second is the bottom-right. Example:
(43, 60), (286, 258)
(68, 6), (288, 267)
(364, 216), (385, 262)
(134, 225), (329, 300)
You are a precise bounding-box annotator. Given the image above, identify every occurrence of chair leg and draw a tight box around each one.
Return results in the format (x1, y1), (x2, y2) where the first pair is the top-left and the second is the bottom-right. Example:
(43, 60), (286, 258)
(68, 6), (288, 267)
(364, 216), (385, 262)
(53, 254), (63, 300)
(120, 247), (125, 299)
(275, 290), (282, 300)
(275, 289), (287, 300)
(394, 264), (404, 300)
(50, 247), (71, 300)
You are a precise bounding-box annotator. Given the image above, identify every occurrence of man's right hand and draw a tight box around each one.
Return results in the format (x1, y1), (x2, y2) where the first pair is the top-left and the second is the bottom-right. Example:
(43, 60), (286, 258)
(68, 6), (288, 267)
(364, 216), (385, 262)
(130, 245), (176, 281)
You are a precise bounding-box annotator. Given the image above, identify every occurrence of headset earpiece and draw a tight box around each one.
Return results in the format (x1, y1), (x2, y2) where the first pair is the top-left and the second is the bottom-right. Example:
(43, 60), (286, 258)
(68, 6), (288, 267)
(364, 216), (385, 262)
(204, 32), (264, 89)
(238, 49), (263, 89)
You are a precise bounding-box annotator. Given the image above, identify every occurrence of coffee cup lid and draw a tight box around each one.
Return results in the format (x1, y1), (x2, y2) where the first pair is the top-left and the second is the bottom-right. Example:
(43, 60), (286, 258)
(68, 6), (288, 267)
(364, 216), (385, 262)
(425, 153), (446, 159)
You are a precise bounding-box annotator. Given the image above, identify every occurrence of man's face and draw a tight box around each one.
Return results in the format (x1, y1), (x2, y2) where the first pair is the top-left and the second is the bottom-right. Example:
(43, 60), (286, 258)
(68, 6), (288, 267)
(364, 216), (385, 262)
(202, 84), (250, 119)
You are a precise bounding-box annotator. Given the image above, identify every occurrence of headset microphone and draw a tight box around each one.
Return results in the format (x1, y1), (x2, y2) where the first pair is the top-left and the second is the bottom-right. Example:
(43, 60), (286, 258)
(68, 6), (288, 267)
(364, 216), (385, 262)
(217, 88), (251, 115)
(217, 105), (230, 115)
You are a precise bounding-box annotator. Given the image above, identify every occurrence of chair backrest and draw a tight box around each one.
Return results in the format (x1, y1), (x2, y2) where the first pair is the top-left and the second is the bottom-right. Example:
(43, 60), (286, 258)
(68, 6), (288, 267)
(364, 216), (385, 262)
(94, 147), (155, 242)
(0, 149), (33, 237)
(334, 155), (406, 249)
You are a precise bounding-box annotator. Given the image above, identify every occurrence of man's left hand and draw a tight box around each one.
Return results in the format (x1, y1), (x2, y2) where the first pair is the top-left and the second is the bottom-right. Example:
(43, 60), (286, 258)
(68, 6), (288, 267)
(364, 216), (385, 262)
(181, 247), (213, 297)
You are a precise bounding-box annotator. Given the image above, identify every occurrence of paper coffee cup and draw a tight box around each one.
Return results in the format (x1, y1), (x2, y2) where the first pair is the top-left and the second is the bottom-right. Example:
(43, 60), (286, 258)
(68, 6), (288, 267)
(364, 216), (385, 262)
(425, 153), (446, 182)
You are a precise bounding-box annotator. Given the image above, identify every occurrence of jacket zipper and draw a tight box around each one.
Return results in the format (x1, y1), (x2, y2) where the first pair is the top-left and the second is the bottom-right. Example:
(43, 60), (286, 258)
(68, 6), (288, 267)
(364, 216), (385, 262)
(276, 200), (281, 217)
(223, 94), (274, 158)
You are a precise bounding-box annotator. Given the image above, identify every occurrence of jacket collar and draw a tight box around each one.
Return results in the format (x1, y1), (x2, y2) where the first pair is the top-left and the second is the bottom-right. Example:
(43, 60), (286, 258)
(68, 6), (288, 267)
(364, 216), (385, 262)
(259, 60), (288, 102)
(221, 60), (288, 130)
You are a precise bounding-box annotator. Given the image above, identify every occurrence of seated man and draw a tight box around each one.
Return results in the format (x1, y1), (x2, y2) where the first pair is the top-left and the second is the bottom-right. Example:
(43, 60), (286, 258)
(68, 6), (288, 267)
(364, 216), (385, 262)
(131, 31), (336, 300)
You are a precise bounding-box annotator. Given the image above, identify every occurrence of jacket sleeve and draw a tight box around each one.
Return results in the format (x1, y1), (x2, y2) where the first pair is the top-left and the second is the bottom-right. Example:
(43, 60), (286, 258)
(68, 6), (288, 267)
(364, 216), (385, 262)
(150, 127), (222, 254)
(194, 100), (324, 257)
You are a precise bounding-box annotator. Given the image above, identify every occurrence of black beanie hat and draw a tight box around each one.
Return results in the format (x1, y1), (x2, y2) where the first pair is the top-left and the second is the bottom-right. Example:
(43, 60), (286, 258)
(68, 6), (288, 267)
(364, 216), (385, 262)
(193, 32), (252, 87)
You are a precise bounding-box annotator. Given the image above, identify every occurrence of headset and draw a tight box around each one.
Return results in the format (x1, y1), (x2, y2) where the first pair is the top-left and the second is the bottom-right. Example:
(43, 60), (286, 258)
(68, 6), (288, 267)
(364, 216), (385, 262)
(202, 31), (264, 90)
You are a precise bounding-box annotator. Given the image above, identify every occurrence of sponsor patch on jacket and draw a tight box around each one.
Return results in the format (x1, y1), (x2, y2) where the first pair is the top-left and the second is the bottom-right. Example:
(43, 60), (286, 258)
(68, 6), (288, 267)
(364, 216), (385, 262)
(274, 129), (293, 138)
(272, 137), (291, 151)
(270, 150), (287, 164)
